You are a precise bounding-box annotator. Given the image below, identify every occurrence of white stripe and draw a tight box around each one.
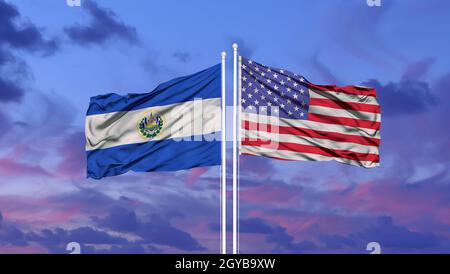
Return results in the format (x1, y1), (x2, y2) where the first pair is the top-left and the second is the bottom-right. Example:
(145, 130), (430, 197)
(309, 105), (381, 123)
(241, 145), (379, 168)
(86, 98), (221, 151)
(242, 112), (380, 140)
(310, 89), (379, 105)
(242, 129), (379, 154)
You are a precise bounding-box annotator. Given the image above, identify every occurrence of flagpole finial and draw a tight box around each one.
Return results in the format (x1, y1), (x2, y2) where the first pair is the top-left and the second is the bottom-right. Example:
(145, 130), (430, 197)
(232, 43), (238, 50)
(221, 51), (226, 58)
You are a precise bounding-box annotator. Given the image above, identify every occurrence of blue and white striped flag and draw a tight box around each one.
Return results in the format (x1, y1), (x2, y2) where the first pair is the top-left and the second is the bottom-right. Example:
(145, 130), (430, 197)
(85, 65), (221, 179)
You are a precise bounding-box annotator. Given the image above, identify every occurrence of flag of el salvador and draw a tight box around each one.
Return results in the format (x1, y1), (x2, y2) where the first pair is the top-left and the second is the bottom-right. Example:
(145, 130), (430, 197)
(85, 64), (221, 179)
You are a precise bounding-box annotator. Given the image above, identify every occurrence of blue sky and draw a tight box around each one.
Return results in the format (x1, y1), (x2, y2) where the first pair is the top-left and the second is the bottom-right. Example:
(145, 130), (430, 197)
(0, 0), (450, 253)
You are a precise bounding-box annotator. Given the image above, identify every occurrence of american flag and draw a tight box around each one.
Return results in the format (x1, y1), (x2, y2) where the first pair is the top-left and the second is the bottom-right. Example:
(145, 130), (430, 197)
(240, 57), (380, 168)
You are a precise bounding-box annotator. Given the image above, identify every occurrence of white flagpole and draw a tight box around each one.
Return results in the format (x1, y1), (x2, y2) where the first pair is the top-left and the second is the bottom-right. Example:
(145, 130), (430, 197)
(232, 43), (238, 254)
(237, 55), (242, 254)
(220, 51), (227, 255)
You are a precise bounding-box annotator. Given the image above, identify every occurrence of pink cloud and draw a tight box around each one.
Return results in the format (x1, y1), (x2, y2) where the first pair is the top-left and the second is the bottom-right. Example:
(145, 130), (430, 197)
(240, 184), (301, 205)
(185, 167), (208, 188)
(0, 245), (49, 254)
(0, 195), (87, 226)
(0, 158), (51, 177)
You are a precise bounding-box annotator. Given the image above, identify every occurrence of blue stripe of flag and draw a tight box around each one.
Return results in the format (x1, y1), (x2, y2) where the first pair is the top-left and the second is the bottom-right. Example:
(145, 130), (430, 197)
(87, 64), (221, 116)
(87, 135), (220, 179)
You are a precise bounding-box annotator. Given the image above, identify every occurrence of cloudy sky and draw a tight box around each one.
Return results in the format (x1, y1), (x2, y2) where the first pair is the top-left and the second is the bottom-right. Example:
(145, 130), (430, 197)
(0, 0), (449, 253)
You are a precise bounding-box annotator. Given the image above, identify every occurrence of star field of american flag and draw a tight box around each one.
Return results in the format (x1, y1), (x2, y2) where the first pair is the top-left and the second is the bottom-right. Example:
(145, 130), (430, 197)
(241, 57), (310, 119)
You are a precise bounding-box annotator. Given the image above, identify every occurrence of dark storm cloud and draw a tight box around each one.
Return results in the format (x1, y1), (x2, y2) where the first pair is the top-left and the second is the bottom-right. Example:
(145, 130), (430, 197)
(0, 1), (59, 103)
(0, 209), (143, 253)
(95, 207), (205, 251)
(239, 218), (275, 234)
(93, 206), (139, 232)
(0, 77), (25, 102)
(362, 78), (436, 116)
(0, 209), (160, 254)
(64, 0), (139, 46)
(213, 217), (318, 253)
(0, 49), (26, 102)
(0, 0), (59, 55)
(320, 216), (439, 251)
(267, 226), (317, 253)
(355, 216), (439, 249)
(26, 227), (131, 253)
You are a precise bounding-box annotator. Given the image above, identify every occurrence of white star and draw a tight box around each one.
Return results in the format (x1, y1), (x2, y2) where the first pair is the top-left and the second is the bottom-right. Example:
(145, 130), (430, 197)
(287, 77), (292, 81)
(267, 102), (272, 106)
(243, 76), (247, 82)
(242, 87), (246, 92)
(294, 106), (299, 111)
(280, 80), (285, 85)
(254, 88), (259, 94)
(274, 97), (278, 102)
(249, 71), (253, 75)
(242, 98), (246, 103)
(267, 90), (272, 95)
(280, 103), (285, 109)
(280, 69), (285, 73)
(261, 95), (266, 100)
(261, 72), (265, 77)
(288, 111), (292, 116)
(287, 87), (291, 92)
(300, 112), (305, 117)
(293, 93), (298, 99)
(300, 77), (305, 82)
(254, 100), (259, 105)
(248, 60), (253, 64)
(248, 82), (253, 87)
(287, 99), (291, 104)
(266, 79), (271, 84)
(255, 66), (259, 71)
(260, 106), (266, 112)
(300, 88), (305, 94)
(260, 84), (265, 88)
(301, 101), (306, 107)
(247, 93), (253, 98)
(293, 82), (298, 87)
(280, 92), (285, 97)
(267, 67), (271, 72)
(274, 85), (279, 90)
(273, 108), (278, 113)
(273, 73), (278, 79)
(242, 64), (246, 69)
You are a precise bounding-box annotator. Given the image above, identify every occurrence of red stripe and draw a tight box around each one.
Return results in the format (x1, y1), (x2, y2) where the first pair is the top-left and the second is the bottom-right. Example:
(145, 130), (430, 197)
(310, 98), (380, 113)
(308, 113), (380, 130)
(242, 120), (380, 147)
(242, 139), (380, 162)
(306, 84), (377, 97)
